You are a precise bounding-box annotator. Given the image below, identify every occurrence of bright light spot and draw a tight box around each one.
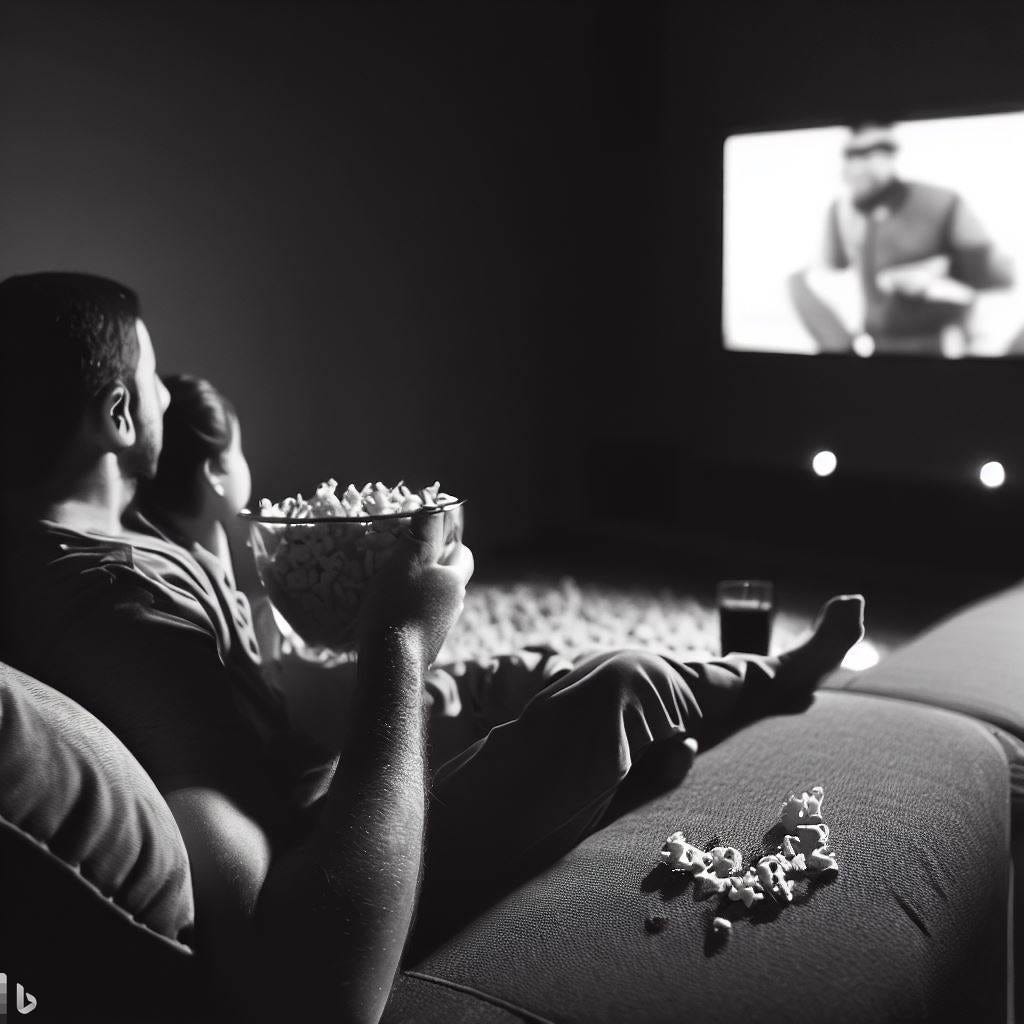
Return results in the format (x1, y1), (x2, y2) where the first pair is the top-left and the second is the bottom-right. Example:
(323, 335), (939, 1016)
(979, 461), (1006, 488)
(841, 639), (880, 672)
(852, 334), (875, 358)
(812, 450), (837, 477)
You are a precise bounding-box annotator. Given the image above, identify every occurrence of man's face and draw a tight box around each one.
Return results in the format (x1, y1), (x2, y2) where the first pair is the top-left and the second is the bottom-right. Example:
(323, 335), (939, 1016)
(122, 318), (171, 480)
(841, 129), (897, 202)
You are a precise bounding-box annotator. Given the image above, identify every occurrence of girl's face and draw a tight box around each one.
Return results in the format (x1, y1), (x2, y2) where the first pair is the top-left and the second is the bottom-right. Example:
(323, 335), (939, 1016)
(212, 415), (252, 515)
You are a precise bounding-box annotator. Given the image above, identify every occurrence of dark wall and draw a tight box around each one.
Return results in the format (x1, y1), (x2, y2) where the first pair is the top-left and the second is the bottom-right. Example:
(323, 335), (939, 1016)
(0, 0), (632, 557)
(634, 0), (1024, 495)
(11, 0), (1018, 570)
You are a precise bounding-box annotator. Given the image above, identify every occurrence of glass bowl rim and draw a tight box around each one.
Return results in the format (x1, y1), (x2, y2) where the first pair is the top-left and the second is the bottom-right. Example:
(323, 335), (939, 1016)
(239, 497), (464, 524)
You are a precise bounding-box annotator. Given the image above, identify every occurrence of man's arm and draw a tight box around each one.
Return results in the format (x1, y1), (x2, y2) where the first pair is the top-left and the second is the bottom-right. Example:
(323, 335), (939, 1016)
(169, 628), (426, 1023)
(946, 195), (1014, 289)
(167, 510), (472, 1024)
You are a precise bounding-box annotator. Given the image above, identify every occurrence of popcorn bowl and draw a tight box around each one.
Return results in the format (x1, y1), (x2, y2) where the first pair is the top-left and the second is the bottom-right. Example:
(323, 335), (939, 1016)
(242, 496), (464, 655)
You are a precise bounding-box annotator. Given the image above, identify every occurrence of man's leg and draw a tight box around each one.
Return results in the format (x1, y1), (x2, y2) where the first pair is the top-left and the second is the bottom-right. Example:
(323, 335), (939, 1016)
(410, 647), (699, 954)
(412, 597), (863, 945)
(424, 648), (575, 774)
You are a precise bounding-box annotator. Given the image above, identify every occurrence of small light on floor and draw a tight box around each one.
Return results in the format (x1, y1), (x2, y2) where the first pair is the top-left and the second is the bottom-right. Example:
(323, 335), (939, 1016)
(979, 461), (1005, 488)
(812, 450), (837, 477)
(852, 334), (875, 358)
(841, 639), (880, 672)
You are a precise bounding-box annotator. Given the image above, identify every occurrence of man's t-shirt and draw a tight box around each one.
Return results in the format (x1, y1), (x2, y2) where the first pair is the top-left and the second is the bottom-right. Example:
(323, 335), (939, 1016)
(0, 511), (337, 841)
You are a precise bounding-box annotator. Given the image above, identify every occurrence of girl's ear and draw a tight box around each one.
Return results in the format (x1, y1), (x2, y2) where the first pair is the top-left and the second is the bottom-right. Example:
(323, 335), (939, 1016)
(203, 457), (226, 498)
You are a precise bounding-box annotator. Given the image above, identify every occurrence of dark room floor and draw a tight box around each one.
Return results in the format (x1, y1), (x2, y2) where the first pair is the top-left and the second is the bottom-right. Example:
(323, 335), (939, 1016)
(466, 525), (1022, 685)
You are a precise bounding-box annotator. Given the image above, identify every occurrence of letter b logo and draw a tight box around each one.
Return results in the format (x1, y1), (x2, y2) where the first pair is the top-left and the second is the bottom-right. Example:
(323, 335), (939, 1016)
(0, 974), (37, 1017)
(16, 984), (36, 1015)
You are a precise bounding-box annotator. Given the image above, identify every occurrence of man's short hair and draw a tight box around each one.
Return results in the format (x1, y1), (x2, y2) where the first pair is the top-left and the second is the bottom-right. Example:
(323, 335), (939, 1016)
(846, 119), (896, 134)
(0, 272), (142, 485)
(844, 120), (899, 156)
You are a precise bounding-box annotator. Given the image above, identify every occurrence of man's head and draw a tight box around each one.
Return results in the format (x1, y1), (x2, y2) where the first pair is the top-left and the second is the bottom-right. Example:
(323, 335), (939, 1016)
(0, 272), (170, 489)
(841, 121), (899, 203)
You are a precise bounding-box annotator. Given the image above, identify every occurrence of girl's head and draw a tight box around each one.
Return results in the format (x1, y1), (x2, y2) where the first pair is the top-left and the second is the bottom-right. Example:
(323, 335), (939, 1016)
(142, 374), (251, 520)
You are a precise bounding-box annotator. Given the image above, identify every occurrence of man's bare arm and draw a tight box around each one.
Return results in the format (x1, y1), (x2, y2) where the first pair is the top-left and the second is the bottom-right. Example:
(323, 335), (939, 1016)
(168, 512), (472, 1024)
(257, 625), (427, 1019)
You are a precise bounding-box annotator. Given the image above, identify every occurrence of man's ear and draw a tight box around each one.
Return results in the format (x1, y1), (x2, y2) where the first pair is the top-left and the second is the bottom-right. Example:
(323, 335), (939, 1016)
(92, 382), (136, 451)
(203, 457), (227, 498)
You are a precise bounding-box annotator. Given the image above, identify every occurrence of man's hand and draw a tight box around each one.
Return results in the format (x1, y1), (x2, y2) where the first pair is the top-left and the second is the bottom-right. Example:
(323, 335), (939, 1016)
(876, 255), (951, 297)
(356, 507), (474, 672)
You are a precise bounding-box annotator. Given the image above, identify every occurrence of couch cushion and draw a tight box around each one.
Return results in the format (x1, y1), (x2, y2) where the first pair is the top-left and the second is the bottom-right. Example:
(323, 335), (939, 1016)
(828, 579), (1024, 739)
(0, 661), (196, 948)
(389, 691), (1010, 1024)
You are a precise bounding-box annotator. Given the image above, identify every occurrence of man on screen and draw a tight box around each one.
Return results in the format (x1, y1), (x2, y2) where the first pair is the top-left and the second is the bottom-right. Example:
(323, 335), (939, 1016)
(788, 120), (1014, 356)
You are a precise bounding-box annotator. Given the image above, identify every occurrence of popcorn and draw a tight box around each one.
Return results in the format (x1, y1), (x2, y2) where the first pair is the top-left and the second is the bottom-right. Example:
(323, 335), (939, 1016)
(727, 872), (764, 908)
(653, 784), (838, 934)
(659, 832), (689, 869)
(804, 786), (824, 822)
(660, 833), (712, 874)
(806, 848), (840, 879)
(795, 823), (831, 854)
(780, 786), (825, 831)
(363, 482), (393, 517)
(779, 821), (834, 879)
(259, 479), (454, 520)
(756, 855), (795, 903)
(711, 917), (732, 936)
(787, 853), (808, 874)
(310, 479), (345, 517)
(250, 480), (459, 649)
(709, 846), (744, 878)
(693, 869), (733, 899)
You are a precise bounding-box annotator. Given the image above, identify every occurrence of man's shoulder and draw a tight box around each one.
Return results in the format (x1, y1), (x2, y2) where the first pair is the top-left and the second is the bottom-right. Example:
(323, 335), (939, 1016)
(1, 520), (220, 656)
(4, 522), (136, 606)
(8, 520), (179, 600)
(903, 180), (960, 213)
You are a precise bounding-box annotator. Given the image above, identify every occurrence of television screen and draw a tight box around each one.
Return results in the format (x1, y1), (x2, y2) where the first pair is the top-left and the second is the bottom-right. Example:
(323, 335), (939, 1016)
(722, 111), (1024, 357)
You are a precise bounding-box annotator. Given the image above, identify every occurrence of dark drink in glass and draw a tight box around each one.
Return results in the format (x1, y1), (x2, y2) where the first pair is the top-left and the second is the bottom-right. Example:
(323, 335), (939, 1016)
(717, 580), (774, 655)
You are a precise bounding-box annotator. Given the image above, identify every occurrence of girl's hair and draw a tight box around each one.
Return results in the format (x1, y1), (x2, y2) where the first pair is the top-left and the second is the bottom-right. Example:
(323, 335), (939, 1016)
(141, 374), (237, 517)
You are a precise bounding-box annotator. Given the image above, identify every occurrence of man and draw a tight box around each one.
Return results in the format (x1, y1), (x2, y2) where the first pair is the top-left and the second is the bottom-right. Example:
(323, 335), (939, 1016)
(789, 121), (1014, 356)
(0, 273), (864, 1023)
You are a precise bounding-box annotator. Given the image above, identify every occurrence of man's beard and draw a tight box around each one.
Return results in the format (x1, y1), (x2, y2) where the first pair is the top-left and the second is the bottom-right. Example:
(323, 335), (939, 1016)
(121, 422), (162, 482)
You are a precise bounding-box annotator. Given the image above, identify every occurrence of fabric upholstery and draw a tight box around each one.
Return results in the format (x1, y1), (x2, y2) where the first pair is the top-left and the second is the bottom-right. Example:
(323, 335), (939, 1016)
(384, 973), (543, 1024)
(392, 691), (1010, 1024)
(0, 661), (196, 947)
(829, 579), (1024, 740)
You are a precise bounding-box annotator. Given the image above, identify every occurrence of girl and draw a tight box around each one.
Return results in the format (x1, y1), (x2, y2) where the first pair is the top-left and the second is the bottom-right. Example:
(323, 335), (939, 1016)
(135, 374), (283, 657)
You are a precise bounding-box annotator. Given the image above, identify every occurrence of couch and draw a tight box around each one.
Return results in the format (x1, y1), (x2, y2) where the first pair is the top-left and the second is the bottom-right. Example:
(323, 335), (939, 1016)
(2, 580), (1022, 1024)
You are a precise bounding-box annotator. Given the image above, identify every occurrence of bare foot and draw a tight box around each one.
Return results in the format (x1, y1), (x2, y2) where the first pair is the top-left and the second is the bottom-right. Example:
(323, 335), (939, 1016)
(775, 595), (865, 700)
(738, 595), (865, 716)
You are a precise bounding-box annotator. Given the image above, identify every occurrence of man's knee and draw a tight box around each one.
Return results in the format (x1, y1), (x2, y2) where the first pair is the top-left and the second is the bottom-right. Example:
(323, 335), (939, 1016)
(582, 649), (689, 708)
